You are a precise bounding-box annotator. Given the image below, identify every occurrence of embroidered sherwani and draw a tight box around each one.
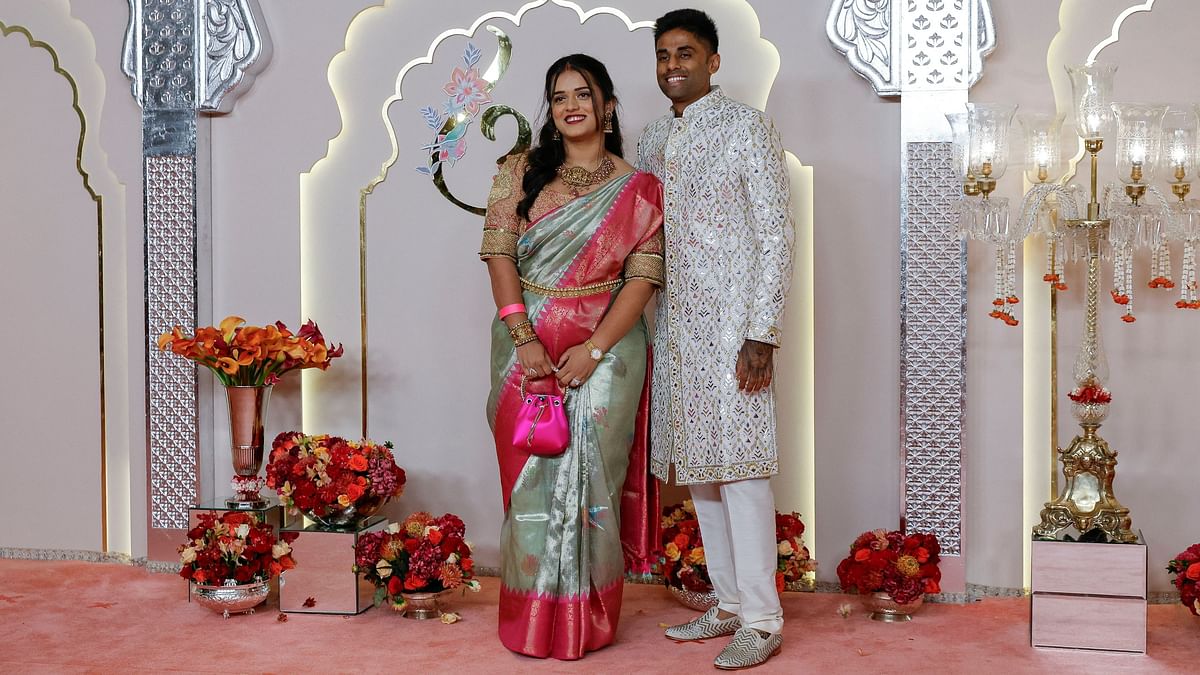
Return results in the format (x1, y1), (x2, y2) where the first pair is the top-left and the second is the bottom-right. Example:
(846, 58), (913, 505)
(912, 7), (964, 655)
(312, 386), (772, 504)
(638, 87), (795, 485)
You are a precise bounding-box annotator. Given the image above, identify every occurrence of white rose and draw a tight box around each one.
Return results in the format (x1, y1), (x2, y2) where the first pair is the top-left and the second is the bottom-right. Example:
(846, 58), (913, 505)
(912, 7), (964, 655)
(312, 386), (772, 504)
(236, 523), (251, 538)
(778, 541), (794, 557)
(447, 553), (459, 565)
(376, 559), (393, 578)
(272, 542), (291, 558)
(180, 547), (197, 564)
(387, 522), (400, 534)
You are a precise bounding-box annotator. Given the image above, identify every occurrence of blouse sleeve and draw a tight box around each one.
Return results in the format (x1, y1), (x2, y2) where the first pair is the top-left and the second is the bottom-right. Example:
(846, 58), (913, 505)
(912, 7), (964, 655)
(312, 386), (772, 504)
(623, 177), (666, 287)
(478, 154), (526, 262)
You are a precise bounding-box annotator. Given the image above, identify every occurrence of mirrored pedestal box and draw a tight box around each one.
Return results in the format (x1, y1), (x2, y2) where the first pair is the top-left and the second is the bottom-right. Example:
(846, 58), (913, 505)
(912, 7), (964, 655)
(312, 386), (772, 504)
(279, 515), (388, 615)
(1030, 534), (1147, 654)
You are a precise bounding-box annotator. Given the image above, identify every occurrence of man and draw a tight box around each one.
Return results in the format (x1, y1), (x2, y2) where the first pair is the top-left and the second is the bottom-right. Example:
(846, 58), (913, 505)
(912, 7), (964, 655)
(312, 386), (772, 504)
(638, 8), (795, 671)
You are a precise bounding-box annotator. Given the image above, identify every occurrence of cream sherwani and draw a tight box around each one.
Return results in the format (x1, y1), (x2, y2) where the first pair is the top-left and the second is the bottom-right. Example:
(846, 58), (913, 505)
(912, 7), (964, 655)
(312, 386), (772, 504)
(639, 87), (795, 486)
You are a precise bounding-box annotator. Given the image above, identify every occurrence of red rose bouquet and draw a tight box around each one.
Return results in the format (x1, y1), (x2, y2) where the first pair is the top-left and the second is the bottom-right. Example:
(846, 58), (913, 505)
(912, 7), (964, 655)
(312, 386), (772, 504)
(1167, 543), (1200, 615)
(353, 512), (482, 612)
(659, 501), (816, 593)
(265, 431), (405, 520)
(836, 529), (941, 604)
(178, 511), (297, 586)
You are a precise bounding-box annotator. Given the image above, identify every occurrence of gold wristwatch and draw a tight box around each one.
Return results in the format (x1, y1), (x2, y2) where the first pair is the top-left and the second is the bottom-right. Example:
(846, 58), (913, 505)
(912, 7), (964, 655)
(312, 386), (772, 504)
(585, 339), (605, 362)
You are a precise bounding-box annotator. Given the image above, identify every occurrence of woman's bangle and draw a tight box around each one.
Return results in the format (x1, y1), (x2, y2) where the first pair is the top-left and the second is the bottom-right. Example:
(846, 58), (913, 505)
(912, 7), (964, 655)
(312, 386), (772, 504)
(508, 320), (538, 347)
(498, 303), (526, 320)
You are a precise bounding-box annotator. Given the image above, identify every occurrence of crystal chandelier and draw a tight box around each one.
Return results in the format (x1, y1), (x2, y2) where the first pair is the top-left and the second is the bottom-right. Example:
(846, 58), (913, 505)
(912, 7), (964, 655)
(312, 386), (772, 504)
(951, 62), (1200, 544)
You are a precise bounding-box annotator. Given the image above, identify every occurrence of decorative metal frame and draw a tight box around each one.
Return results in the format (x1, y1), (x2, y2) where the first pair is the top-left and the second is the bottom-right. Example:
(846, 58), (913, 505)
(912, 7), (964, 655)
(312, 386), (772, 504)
(828, 0), (996, 564)
(123, 0), (269, 540)
(826, 0), (995, 97)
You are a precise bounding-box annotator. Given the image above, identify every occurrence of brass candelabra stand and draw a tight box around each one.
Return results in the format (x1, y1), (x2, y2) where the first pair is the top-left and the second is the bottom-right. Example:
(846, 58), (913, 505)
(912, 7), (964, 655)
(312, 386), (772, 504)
(1032, 138), (1137, 543)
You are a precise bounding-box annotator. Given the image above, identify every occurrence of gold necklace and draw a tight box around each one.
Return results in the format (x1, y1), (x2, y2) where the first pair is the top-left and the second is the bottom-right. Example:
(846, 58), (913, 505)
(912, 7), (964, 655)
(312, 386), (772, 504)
(556, 156), (616, 196)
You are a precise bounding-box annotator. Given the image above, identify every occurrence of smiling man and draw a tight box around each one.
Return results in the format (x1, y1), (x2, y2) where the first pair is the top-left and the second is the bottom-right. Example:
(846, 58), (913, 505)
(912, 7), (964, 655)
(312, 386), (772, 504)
(637, 8), (795, 671)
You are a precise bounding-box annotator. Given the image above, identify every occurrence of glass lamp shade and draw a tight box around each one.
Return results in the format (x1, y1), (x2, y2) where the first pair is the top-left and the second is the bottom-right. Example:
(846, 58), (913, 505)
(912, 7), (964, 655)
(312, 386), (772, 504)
(1066, 63), (1117, 141)
(1111, 103), (1168, 185)
(1163, 107), (1199, 191)
(1018, 112), (1066, 183)
(966, 103), (1018, 181)
(946, 111), (972, 180)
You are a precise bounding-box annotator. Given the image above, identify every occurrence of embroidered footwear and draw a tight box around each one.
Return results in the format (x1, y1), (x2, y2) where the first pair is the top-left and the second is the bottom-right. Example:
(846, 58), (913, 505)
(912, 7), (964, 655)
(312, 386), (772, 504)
(664, 606), (741, 642)
(713, 627), (783, 670)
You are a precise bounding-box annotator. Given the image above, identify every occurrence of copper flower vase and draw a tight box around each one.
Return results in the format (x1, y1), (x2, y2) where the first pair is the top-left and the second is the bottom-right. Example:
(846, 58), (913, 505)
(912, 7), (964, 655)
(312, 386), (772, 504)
(225, 385), (272, 508)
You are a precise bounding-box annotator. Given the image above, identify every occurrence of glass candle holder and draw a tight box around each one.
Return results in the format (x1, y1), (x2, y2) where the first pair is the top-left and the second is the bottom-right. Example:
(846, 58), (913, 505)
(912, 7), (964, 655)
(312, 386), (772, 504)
(967, 103), (1018, 197)
(1018, 112), (1066, 184)
(1066, 63), (1117, 142)
(1112, 103), (1168, 203)
(1163, 107), (1198, 201)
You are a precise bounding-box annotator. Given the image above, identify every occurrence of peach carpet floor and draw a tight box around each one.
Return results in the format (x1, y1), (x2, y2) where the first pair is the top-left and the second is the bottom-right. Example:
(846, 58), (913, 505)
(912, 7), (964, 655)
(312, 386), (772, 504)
(0, 559), (1196, 674)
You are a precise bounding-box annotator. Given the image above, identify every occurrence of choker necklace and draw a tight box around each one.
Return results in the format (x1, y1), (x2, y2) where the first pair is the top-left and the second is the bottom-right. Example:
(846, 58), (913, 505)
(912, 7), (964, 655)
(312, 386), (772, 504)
(557, 156), (616, 196)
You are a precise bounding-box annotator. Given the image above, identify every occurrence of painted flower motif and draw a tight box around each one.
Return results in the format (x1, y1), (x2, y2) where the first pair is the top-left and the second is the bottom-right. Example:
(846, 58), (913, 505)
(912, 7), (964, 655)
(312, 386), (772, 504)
(442, 66), (491, 116)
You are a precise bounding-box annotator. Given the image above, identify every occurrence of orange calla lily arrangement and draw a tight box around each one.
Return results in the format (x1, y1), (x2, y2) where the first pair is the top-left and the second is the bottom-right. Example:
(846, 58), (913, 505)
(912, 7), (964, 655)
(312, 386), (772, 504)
(157, 315), (344, 386)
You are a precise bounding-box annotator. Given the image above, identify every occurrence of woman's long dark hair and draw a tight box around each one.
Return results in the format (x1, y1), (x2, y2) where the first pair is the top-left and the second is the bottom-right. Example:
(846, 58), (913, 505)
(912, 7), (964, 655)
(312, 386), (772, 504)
(516, 54), (624, 222)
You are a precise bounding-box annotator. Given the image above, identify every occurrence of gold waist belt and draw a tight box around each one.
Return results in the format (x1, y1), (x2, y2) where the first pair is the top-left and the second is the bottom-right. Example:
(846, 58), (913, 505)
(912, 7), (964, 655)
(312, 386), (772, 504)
(520, 277), (622, 298)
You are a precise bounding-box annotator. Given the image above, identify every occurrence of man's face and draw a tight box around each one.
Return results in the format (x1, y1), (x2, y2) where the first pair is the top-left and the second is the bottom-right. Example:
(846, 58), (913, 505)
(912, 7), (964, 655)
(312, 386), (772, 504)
(655, 28), (720, 110)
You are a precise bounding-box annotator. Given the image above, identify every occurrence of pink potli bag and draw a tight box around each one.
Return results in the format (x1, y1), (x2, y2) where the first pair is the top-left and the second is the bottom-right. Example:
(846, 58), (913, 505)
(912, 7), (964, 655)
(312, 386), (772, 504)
(512, 376), (570, 456)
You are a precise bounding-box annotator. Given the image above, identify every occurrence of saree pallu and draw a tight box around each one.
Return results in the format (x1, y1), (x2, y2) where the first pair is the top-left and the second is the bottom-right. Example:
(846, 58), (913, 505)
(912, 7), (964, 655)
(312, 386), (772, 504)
(485, 172), (660, 660)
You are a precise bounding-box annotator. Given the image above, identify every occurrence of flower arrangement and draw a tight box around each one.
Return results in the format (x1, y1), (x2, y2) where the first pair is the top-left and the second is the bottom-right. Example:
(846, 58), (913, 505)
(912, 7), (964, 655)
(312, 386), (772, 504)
(774, 511), (818, 590)
(178, 511), (296, 586)
(659, 501), (816, 593)
(353, 512), (482, 612)
(265, 431), (406, 520)
(1167, 543), (1200, 615)
(157, 315), (343, 386)
(836, 529), (941, 604)
(1068, 379), (1112, 406)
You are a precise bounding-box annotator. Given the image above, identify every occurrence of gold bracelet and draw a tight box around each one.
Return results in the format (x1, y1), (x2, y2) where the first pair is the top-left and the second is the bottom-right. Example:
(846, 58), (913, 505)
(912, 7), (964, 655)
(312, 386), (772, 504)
(508, 320), (538, 347)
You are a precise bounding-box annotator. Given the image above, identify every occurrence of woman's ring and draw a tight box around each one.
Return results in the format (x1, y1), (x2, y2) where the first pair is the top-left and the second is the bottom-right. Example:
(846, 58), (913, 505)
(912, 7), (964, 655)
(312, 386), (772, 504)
(570, 378), (582, 387)
(528, 368), (537, 376)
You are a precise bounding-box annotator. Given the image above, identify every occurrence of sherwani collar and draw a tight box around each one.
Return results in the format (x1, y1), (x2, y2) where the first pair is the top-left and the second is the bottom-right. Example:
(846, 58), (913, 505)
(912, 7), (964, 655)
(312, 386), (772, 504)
(675, 85), (724, 119)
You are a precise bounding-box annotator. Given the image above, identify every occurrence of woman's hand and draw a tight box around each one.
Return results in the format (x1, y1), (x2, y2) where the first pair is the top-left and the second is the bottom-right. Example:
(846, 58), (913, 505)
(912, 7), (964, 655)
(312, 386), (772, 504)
(516, 340), (556, 380)
(556, 344), (600, 389)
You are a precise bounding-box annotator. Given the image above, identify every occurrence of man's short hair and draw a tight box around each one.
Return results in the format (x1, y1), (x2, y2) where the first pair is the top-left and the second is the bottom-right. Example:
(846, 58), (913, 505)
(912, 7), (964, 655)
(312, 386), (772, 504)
(654, 8), (719, 54)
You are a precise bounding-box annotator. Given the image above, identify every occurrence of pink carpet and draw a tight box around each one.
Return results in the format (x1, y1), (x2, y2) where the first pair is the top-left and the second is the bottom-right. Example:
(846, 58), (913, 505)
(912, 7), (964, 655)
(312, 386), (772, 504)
(0, 559), (1196, 673)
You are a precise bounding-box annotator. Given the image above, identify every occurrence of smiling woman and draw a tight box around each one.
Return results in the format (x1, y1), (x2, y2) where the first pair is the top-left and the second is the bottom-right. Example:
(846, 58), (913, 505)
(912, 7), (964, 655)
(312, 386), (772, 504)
(479, 52), (665, 661)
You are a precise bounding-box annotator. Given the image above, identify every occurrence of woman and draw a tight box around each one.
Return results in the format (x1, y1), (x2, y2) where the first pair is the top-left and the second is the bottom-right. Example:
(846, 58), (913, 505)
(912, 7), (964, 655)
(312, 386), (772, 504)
(479, 54), (663, 660)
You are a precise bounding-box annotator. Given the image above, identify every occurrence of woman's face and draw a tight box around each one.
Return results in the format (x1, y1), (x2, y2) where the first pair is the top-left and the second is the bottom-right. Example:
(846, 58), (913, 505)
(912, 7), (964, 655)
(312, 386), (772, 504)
(550, 68), (609, 142)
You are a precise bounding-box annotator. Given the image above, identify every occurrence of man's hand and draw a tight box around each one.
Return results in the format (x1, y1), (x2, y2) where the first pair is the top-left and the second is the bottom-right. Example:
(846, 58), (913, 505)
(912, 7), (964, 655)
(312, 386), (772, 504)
(735, 339), (775, 393)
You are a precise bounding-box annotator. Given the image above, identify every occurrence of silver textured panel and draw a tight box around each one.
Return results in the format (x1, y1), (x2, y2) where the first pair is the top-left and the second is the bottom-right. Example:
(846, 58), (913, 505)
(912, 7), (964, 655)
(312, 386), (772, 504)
(828, 0), (995, 96)
(146, 154), (198, 529)
(826, 0), (898, 95)
(141, 0), (196, 109)
(901, 141), (965, 554)
(199, 0), (270, 112)
(125, 0), (270, 113)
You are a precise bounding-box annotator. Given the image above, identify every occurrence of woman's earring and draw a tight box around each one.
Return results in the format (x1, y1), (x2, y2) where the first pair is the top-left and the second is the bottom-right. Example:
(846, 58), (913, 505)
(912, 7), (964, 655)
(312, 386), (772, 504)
(552, 127), (561, 140)
(603, 111), (613, 133)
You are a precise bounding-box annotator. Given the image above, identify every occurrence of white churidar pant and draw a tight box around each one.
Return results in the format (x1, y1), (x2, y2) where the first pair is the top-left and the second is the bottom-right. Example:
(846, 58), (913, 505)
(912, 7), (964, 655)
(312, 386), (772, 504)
(688, 477), (783, 634)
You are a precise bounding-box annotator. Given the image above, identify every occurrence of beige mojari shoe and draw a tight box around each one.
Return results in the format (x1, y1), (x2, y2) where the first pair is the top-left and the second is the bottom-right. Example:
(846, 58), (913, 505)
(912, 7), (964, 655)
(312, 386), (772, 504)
(664, 606), (741, 642)
(712, 627), (783, 670)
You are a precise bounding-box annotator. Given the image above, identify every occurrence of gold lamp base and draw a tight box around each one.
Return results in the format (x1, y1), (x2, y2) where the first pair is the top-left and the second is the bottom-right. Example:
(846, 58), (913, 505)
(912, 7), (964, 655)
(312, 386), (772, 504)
(1033, 423), (1137, 544)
